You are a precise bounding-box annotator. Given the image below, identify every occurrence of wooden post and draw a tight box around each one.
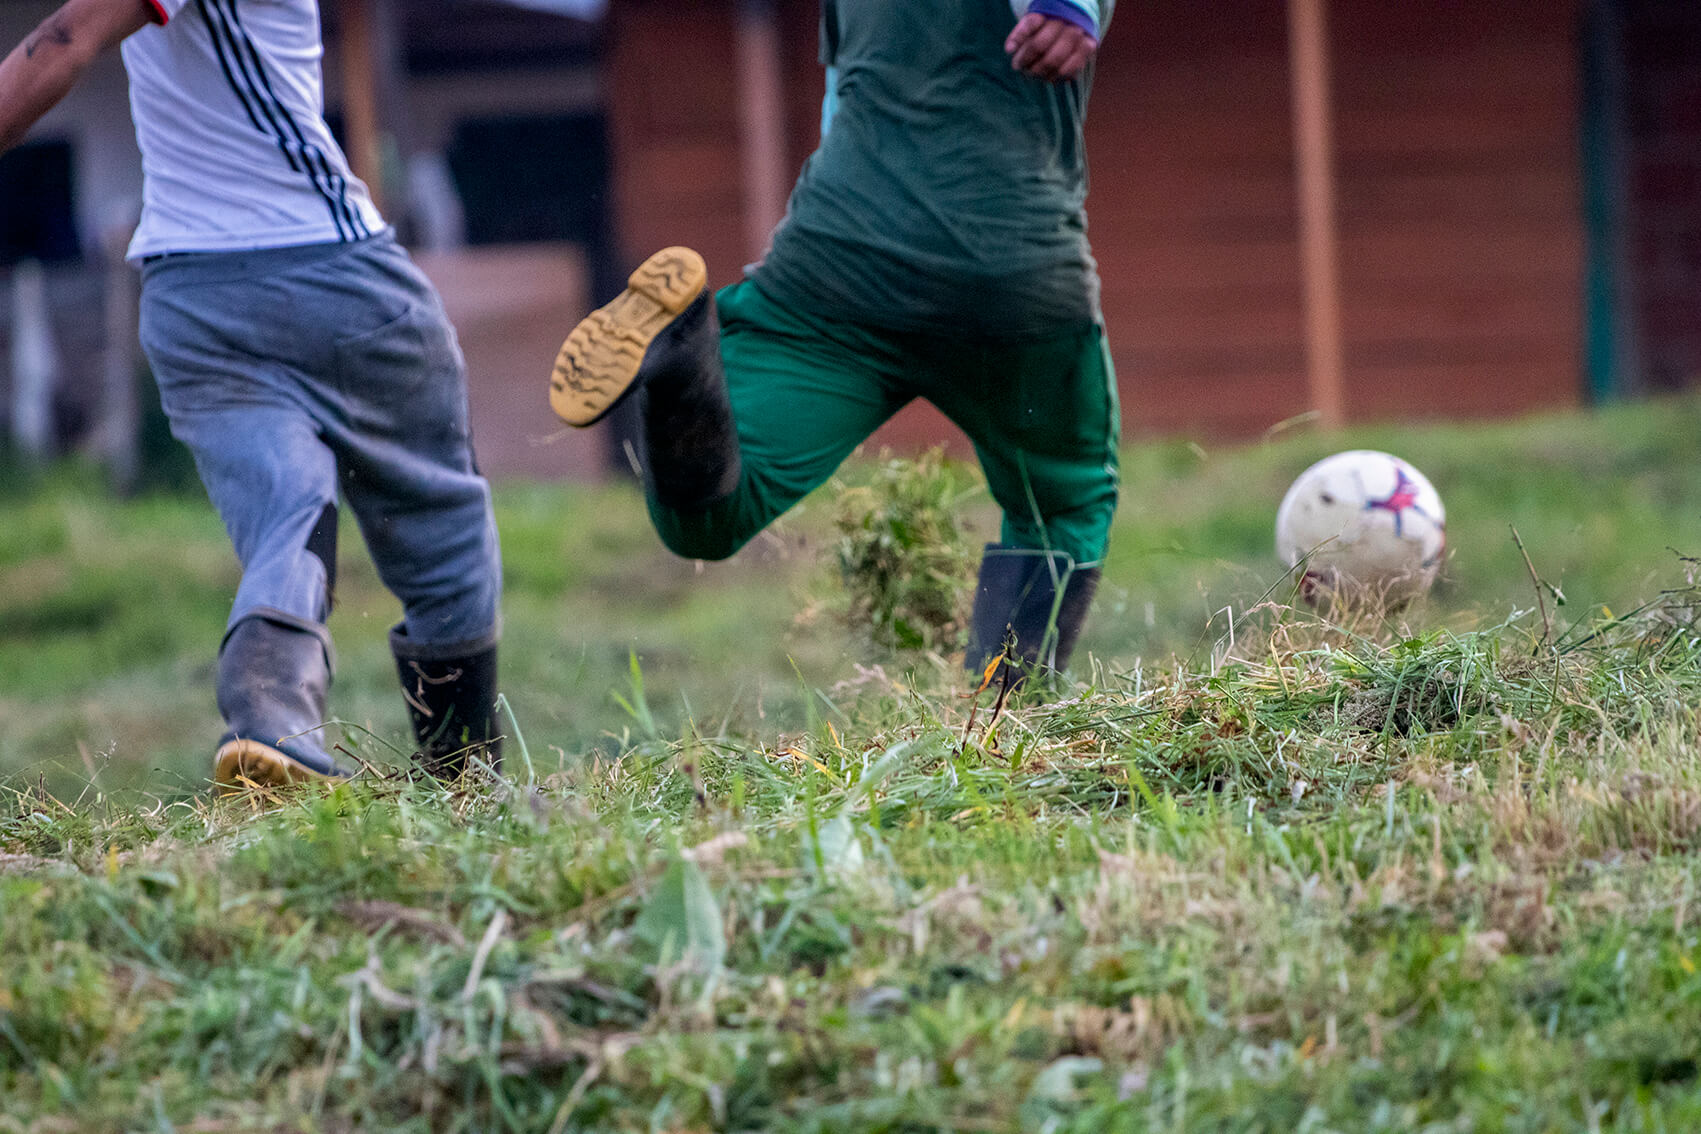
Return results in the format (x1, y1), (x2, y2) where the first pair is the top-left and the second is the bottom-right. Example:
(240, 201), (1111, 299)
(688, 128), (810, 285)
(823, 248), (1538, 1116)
(96, 218), (141, 492)
(9, 260), (56, 463)
(735, 0), (789, 260)
(1581, 0), (1636, 401)
(1287, 0), (1346, 427)
(337, 0), (385, 215)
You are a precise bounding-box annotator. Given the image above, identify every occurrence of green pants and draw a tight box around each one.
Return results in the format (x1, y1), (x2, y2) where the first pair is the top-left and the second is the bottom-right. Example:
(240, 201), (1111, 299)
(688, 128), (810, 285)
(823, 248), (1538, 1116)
(648, 280), (1121, 567)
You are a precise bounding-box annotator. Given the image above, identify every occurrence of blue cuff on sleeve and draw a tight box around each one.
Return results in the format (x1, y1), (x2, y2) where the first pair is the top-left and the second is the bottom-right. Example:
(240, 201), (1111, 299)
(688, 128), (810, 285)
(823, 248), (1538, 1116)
(821, 66), (841, 138)
(1026, 0), (1099, 40)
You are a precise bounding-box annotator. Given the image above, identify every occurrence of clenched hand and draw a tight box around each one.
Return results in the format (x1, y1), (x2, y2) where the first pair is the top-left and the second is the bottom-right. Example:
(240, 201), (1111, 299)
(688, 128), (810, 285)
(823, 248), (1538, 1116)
(1005, 12), (1097, 82)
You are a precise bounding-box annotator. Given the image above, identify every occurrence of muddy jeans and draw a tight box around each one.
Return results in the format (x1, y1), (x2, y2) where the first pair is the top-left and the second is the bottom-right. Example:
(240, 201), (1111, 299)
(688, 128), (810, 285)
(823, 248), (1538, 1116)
(139, 233), (501, 765)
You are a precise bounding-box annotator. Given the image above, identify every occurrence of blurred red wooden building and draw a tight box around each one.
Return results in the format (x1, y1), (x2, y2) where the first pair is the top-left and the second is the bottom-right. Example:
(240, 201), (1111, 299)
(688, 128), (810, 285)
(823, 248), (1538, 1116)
(598, 0), (1701, 441)
(3, 0), (1697, 473)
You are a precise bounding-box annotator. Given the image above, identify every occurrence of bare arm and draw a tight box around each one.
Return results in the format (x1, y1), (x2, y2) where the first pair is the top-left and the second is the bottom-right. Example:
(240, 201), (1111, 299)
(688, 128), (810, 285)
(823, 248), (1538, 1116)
(0, 0), (158, 154)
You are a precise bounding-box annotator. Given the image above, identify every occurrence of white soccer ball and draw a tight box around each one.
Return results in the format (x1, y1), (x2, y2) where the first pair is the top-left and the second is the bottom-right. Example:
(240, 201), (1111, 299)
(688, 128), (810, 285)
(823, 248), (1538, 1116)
(1275, 450), (1446, 605)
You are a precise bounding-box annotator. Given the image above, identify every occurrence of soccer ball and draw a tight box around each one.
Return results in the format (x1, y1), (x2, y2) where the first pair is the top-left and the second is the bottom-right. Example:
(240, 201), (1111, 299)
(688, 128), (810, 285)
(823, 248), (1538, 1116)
(1274, 450), (1446, 605)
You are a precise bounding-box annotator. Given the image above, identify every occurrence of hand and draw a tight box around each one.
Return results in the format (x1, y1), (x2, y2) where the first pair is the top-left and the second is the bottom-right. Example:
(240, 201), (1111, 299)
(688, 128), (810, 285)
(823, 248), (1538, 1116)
(1005, 12), (1097, 82)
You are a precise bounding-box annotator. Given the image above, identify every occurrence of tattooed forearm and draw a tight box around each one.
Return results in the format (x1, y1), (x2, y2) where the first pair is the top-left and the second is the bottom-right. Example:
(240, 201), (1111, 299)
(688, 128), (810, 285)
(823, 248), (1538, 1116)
(4, 0), (157, 155)
(24, 18), (73, 59)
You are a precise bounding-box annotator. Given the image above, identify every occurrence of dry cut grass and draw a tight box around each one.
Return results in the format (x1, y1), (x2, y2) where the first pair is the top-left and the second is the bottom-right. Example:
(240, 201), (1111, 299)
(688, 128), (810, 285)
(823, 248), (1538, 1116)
(7, 584), (1701, 1131)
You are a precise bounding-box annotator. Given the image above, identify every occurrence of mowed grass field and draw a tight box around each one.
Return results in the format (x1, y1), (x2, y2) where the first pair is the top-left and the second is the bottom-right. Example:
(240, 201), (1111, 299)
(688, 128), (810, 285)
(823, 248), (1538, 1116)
(6, 397), (1701, 1129)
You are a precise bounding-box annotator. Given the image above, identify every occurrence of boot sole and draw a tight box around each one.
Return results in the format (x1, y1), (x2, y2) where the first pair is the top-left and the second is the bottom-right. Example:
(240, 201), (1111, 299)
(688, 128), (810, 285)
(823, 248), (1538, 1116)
(549, 246), (708, 428)
(214, 738), (337, 793)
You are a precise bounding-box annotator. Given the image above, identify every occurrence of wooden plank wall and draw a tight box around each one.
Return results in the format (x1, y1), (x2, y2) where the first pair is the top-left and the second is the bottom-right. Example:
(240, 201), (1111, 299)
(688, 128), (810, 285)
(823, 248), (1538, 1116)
(1089, 1), (1308, 437)
(605, 0), (750, 290)
(1096, 0), (1582, 436)
(606, 0), (1585, 442)
(605, 0), (822, 290)
(1329, 0), (1583, 421)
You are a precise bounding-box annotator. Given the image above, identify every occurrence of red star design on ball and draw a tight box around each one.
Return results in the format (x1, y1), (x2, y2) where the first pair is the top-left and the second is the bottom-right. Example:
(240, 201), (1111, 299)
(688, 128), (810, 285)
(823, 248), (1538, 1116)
(1363, 467), (1422, 536)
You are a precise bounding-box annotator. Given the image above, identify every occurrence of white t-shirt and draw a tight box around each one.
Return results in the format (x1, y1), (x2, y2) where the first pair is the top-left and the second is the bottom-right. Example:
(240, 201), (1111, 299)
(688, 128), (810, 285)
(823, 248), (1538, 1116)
(121, 0), (385, 261)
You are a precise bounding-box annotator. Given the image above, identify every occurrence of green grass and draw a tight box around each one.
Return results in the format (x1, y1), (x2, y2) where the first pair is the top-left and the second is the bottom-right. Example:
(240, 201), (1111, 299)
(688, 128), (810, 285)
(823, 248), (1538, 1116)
(8, 397), (1701, 1129)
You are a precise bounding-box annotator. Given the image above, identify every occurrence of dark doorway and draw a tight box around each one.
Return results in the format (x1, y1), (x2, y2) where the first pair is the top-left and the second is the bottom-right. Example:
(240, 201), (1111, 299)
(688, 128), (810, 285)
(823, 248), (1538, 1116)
(1621, 0), (1701, 393)
(447, 113), (613, 246)
(1584, 0), (1701, 397)
(0, 140), (80, 265)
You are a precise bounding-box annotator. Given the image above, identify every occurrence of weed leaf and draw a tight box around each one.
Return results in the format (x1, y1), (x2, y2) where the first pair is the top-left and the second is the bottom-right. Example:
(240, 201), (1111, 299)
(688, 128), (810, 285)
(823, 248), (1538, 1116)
(634, 856), (725, 971)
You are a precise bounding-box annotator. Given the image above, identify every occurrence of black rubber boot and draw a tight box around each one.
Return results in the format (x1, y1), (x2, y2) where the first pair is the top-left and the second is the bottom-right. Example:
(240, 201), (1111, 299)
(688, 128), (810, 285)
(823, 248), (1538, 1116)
(963, 544), (1102, 681)
(635, 290), (742, 509)
(215, 615), (350, 787)
(549, 247), (740, 509)
(391, 624), (502, 780)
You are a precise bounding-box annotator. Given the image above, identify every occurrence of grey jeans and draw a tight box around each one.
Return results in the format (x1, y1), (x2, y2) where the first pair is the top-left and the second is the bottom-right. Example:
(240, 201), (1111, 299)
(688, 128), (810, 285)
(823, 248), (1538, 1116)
(140, 235), (501, 762)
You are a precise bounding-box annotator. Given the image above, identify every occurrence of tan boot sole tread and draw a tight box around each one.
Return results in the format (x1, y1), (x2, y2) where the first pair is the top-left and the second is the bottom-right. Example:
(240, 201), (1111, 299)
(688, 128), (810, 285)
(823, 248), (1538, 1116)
(549, 247), (708, 428)
(214, 738), (334, 793)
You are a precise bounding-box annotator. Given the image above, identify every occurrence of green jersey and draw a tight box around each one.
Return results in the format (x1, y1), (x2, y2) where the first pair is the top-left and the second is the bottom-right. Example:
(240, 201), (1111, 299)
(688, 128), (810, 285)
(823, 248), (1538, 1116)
(750, 0), (1111, 340)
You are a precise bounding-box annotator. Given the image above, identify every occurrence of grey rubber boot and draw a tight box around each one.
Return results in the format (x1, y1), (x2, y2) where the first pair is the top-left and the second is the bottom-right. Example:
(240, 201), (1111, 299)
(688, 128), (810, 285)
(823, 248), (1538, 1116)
(963, 544), (1102, 681)
(215, 615), (350, 786)
(391, 624), (502, 780)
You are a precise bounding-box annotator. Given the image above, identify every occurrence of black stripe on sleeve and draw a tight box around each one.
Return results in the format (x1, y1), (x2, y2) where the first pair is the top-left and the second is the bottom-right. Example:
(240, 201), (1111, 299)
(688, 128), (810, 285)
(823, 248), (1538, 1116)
(195, 0), (273, 144)
(199, 0), (354, 240)
(224, 0), (367, 239)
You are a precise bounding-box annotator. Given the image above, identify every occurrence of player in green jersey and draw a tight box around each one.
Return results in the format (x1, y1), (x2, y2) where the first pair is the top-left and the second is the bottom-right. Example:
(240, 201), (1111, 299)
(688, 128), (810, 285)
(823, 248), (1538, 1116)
(551, 0), (1117, 677)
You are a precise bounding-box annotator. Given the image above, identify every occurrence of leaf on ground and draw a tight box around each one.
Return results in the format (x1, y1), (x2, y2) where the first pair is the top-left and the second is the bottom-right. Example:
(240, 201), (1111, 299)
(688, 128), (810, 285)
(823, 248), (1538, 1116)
(805, 814), (866, 882)
(634, 856), (725, 971)
(1028, 1056), (1104, 1103)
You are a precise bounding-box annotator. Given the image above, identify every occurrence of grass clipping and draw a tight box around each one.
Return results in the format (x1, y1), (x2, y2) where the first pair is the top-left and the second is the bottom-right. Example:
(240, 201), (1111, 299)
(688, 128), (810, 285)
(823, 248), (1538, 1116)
(831, 448), (979, 656)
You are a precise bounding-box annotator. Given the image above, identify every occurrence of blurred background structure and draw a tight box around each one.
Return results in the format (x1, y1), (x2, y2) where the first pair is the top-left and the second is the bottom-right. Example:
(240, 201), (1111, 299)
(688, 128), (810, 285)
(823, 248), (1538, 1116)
(0, 0), (1697, 481)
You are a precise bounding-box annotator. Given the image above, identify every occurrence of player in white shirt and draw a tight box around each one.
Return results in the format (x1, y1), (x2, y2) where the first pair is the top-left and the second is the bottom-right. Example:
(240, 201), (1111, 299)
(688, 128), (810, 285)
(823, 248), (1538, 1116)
(0, 0), (505, 788)
(122, 0), (386, 256)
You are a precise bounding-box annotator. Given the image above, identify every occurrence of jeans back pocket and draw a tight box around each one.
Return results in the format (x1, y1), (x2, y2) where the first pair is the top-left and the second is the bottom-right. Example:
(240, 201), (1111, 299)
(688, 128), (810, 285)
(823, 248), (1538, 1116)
(333, 301), (470, 446)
